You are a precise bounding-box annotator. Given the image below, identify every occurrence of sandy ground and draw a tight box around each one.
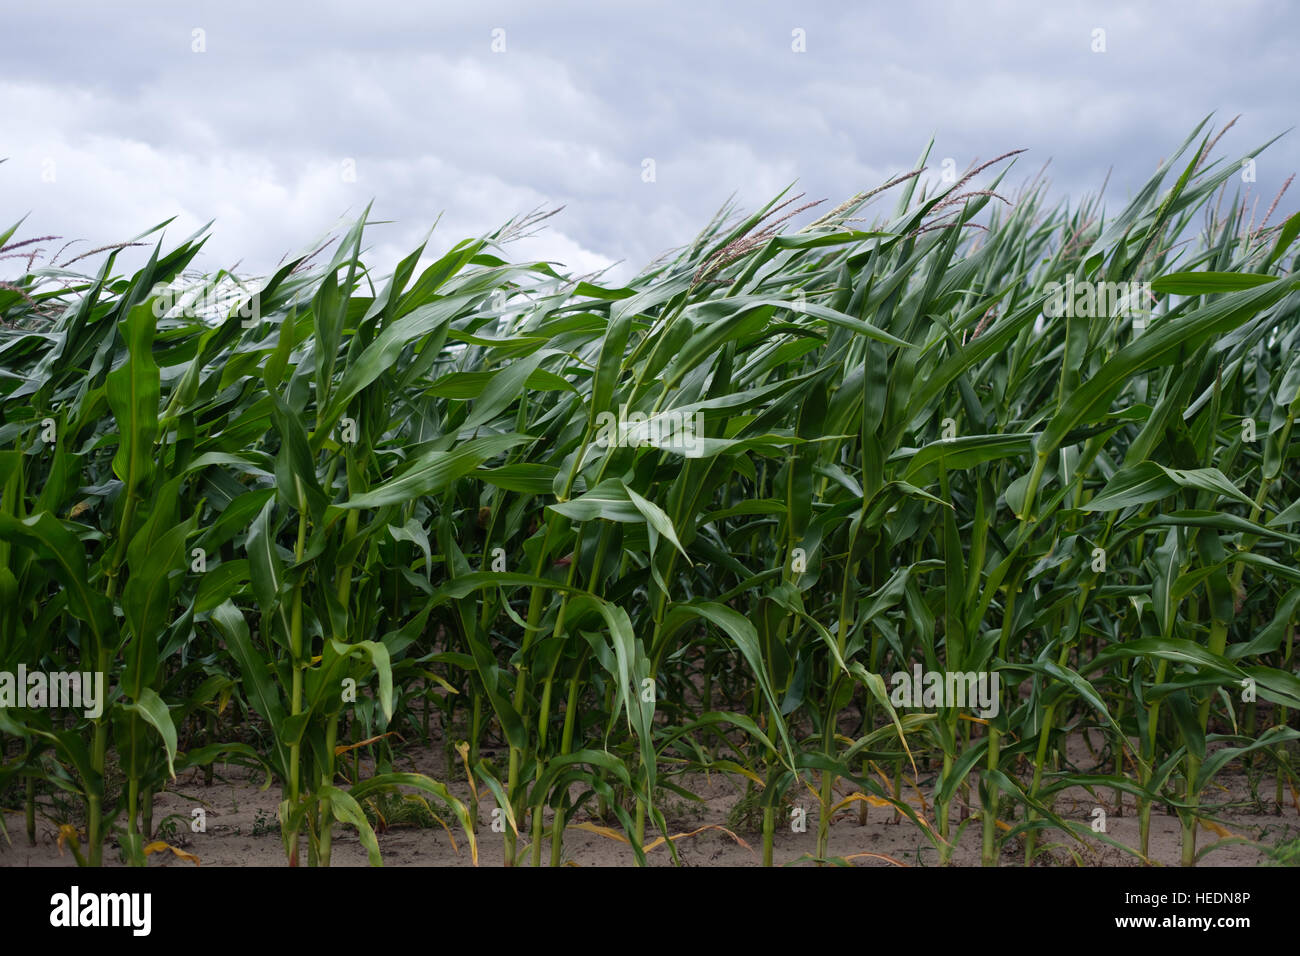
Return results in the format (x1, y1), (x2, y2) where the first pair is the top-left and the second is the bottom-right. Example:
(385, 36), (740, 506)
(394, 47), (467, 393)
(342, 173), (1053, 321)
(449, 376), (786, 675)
(3, 728), (1296, 867)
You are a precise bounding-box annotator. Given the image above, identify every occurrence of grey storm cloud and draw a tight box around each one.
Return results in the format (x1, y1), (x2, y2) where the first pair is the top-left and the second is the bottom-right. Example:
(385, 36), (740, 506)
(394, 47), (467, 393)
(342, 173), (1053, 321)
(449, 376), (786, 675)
(2, 0), (1296, 283)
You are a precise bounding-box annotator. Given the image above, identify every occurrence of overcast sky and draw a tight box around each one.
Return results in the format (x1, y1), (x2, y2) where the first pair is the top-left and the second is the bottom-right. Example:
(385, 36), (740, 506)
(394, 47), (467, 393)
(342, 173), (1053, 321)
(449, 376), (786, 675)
(3, 0), (1296, 285)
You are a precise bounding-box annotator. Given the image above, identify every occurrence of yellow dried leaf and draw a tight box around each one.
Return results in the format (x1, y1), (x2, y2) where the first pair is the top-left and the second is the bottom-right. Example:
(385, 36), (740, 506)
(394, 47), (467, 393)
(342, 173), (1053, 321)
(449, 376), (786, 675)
(144, 841), (201, 866)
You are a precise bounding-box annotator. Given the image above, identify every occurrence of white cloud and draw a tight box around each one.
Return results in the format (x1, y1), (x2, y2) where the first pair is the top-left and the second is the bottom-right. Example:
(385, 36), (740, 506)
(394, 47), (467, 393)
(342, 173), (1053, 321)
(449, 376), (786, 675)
(1, 0), (1296, 284)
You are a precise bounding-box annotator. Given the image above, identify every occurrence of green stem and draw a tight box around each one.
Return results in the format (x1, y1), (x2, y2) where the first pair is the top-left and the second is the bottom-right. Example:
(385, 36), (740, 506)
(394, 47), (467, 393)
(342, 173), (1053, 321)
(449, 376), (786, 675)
(1024, 638), (1073, 863)
(318, 714), (339, 867)
(286, 480), (308, 865)
(550, 647), (590, 866)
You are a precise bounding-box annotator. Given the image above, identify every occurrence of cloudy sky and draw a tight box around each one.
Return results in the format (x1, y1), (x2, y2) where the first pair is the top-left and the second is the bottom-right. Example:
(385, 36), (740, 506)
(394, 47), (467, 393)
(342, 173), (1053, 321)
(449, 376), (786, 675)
(3, 0), (1297, 284)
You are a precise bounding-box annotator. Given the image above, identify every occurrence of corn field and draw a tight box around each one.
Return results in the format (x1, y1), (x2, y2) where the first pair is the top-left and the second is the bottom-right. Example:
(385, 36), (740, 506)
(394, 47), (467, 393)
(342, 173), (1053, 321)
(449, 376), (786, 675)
(2, 120), (1299, 868)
